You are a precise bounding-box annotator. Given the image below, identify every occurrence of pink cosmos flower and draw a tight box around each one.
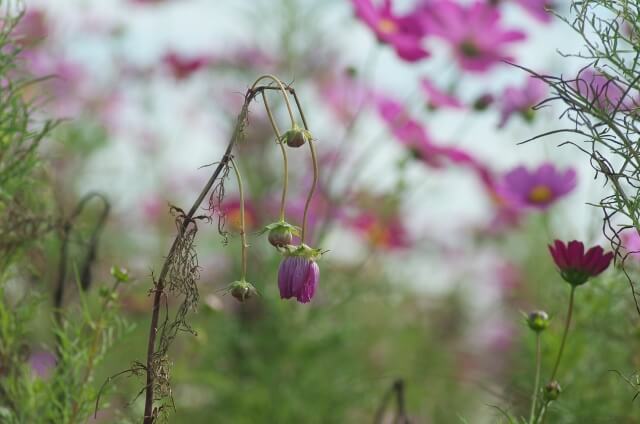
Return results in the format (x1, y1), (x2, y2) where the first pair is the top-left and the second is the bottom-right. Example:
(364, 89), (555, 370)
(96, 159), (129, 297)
(163, 51), (211, 80)
(14, 8), (48, 47)
(349, 211), (410, 250)
(574, 68), (639, 113)
(318, 71), (372, 124)
(498, 76), (547, 127)
(420, 0), (526, 72)
(376, 96), (444, 167)
(500, 163), (576, 209)
(549, 240), (613, 286)
(514, 0), (554, 23)
(352, 0), (429, 62)
(621, 229), (640, 261)
(218, 198), (258, 231)
(420, 78), (463, 109)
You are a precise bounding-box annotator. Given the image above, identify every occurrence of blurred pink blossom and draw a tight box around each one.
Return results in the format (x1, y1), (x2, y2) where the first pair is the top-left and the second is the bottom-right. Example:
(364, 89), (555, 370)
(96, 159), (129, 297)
(420, 78), (463, 109)
(163, 51), (211, 80)
(352, 0), (429, 62)
(348, 211), (410, 250)
(219, 198), (258, 232)
(499, 163), (576, 209)
(318, 71), (372, 123)
(621, 229), (640, 261)
(14, 8), (48, 47)
(421, 0), (526, 72)
(575, 68), (639, 113)
(498, 76), (547, 127)
(29, 350), (56, 379)
(514, 0), (555, 23)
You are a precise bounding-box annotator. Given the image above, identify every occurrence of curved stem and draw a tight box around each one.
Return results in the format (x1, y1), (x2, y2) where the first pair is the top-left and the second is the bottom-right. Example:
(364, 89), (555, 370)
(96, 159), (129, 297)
(301, 139), (318, 244)
(230, 157), (248, 280)
(550, 286), (576, 381)
(251, 74), (296, 128)
(536, 400), (550, 424)
(528, 333), (542, 424)
(261, 91), (288, 222)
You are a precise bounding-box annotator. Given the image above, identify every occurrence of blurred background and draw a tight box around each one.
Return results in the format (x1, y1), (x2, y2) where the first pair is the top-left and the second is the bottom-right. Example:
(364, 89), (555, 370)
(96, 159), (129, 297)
(6, 0), (640, 422)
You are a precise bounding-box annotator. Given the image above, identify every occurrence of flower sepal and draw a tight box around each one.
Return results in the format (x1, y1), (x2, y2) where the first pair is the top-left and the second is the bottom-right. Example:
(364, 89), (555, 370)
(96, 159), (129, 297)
(282, 243), (324, 261)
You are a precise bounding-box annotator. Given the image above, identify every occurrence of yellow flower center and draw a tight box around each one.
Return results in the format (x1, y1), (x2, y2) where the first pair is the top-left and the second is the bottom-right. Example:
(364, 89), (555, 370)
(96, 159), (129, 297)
(528, 185), (553, 204)
(378, 18), (397, 34)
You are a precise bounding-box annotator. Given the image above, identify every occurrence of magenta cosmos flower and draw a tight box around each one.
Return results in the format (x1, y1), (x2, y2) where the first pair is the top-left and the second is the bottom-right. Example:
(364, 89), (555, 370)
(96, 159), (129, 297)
(278, 245), (322, 303)
(514, 0), (554, 23)
(549, 240), (613, 286)
(163, 51), (211, 80)
(421, 0), (525, 72)
(420, 78), (463, 109)
(574, 68), (639, 113)
(500, 163), (576, 209)
(352, 0), (429, 62)
(498, 76), (547, 127)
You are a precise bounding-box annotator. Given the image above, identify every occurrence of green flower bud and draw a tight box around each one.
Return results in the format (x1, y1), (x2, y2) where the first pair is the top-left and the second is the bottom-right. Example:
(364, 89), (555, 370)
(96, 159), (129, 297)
(229, 280), (257, 302)
(544, 380), (561, 401)
(282, 125), (312, 148)
(527, 310), (550, 333)
(268, 226), (293, 247)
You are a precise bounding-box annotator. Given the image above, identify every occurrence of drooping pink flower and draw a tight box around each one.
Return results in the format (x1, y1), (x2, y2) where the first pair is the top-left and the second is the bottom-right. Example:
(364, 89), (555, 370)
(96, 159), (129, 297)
(498, 76), (547, 127)
(574, 68), (639, 113)
(352, 0), (429, 62)
(163, 51), (211, 80)
(549, 240), (613, 286)
(420, 78), (463, 109)
(421, 0), (526, 72)
(278, 245), (321, 304)
(500, 163), (576, 209)
(514, 0), (554, 23)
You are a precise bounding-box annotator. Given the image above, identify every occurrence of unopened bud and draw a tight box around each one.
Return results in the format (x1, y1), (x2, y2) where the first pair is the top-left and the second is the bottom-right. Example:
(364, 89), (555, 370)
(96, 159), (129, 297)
(526, 310), (550, 333)
(229, 280), (257, 302)
(544, 380), (561, 401)
(269, 226), (293, 247)
(282, 126), (311, 148)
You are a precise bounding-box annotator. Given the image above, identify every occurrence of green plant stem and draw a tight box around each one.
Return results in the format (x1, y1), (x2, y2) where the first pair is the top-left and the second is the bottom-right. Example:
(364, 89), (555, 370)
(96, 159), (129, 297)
(536, 400), (550, 424)
(230, 158), (248, 281)
(550, 285), (576, 381)
(261, 91), (288, 222)
(528, 333), (542, 424)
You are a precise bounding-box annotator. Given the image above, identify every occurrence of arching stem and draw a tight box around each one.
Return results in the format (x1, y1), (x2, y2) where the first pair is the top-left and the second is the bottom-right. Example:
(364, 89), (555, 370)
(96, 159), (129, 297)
(230, 157), (248, 280)
(261, 91), (288, 222)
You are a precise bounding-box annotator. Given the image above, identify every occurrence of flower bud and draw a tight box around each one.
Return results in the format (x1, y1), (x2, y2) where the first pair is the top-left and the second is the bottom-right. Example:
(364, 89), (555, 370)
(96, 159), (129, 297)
(282, 126), (311, 148)
(268, 226), (293, 247)
(526, 310), (550, 332)
(544, 380), (561, 401)
(229, 280), (257, 302)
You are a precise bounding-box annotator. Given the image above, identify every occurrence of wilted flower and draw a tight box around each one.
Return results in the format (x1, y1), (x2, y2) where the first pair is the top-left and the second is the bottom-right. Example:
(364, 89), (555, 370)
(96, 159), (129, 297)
(420, 78), (463, 109)
(548, 240), (613, 286)
(420, 0), (526, 72)
(498, 76), (547, 127)
(526, 310), (550, 332)
(500, 163), (576, 209)
(352, 0), (429, 62)
(278, 244), (322, 304)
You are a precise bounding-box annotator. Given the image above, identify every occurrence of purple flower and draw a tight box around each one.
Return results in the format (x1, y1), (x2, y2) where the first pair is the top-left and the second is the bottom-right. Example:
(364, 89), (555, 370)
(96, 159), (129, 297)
(278, 245), (321, 303)
(29, 350), (56, 379)
(514, 0), (554, 23)
(352, 0), (429, 62)
(498, 76), (547, 127)
(549, 240), (613, 286)
(621, 229), (640, 261)
(500, 163), (576, 209)
(574, 68), (639, 113)
(420, 1), (526, 72)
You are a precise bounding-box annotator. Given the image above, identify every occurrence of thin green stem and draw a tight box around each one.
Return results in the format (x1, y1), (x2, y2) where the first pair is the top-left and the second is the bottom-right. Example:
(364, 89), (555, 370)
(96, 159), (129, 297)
(528, 333), (542, 424)
(550, 285), (576, 381)
(536, 400), (550, 424)
(230, 157), (248, 280)
(261, 91), (288, 222)
(251, 74), (296, 128)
